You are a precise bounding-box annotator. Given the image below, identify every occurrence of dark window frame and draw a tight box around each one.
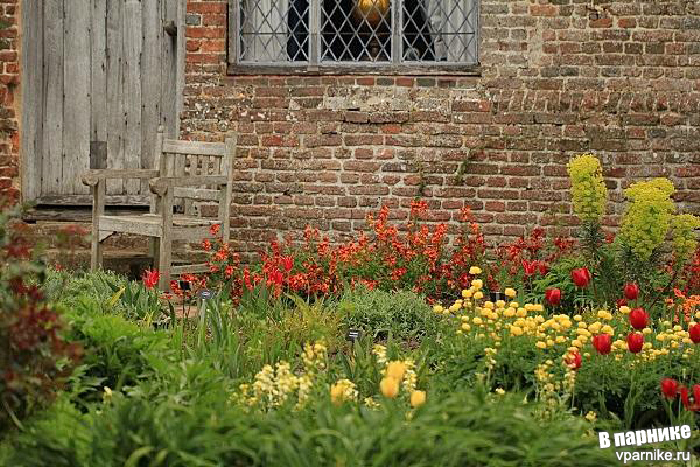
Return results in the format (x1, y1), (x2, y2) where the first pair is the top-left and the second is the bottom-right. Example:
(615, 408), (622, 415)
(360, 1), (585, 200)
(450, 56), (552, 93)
(227, 0), (482, 76)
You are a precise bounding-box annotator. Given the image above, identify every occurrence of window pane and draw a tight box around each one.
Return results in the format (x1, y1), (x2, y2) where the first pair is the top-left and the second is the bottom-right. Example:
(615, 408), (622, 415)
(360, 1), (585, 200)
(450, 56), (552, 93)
(322, 0), (393, 62)
(240, 0), (309, 62)
(234, 0), (479, 66)
(403, 0), (478, 63)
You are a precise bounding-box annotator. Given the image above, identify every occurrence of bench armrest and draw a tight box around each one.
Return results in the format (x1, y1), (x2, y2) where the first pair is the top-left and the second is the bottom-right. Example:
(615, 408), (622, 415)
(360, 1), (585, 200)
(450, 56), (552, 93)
(148, 176), (229, 196)
(82, 169), (161, 186)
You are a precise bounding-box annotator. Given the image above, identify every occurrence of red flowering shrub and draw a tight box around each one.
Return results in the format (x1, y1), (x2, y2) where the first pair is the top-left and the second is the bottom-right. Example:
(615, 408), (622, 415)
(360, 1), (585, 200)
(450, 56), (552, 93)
(0, 202), (81, 432)
(678, 244), (700, 296)
(485, 228), (574, 293)
(193, 203), (487, 304)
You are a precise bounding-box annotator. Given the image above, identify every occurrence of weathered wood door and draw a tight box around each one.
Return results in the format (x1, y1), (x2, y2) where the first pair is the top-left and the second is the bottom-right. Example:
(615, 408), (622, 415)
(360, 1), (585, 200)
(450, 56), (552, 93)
(21, 0), (185, 205)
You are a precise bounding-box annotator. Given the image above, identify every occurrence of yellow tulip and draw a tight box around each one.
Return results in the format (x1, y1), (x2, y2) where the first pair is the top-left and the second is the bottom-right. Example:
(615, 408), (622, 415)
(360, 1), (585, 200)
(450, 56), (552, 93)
(380, 377), (400, 398)
(386, 361), (407, 380)
(410, 390), (427, 407)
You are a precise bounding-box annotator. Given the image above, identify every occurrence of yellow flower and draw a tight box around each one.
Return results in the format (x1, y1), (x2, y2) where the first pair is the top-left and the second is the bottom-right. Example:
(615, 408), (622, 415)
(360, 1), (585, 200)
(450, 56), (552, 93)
(330, 384), (344, 405)
(495, 388), (505, 395)
(573, 314), (582, 322)
(474, 291), (484, 300)
(510, 325), (523, 336)
(410, 390), (427, 407)
(433, 305), (444, 314)
(567, 153), (607, 223)
(462, 289), (472, 299)
(642, 327), (652, 335)
(469, 266), (482, 275)
(619, 306), (631, 315)
(380, 377), (400, 398)
(386, 361), (407, 380)
(103, 386), (113, 403)
(461, 323), (471, 331)
(504, 287), (516, 298)
(471, 279), (484, 289)
(585, 411), (597, 422)
(536, 341), (547, 349)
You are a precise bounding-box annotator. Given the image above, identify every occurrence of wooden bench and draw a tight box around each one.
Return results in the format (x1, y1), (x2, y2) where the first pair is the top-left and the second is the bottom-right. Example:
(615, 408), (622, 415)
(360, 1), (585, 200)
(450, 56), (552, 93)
(82, 127), (236, 290)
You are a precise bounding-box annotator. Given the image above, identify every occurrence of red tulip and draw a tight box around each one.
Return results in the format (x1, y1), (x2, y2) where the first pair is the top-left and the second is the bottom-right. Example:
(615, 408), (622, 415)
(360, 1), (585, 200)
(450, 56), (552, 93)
(538, 262), (548, 276)
(592, 334), (611, 355)
(281, 256), (294, 272)
(660, 378), (679, 399)
(627, 333), (644, 354)
(545, 288), (562, 306)
(142, 269), (161, 289)
(571, 267), (591, 288)
(629, 307), (648, 330)
(522, 260), (537, 276)
(616, 298), (628, 308)
(623, 283), (639, 300)
(691, 385), (700, 411)
(690, 324), (700, 344)
(677, 385), (700, 411)
(680, 386), (690, 408)
(566, 351), (582, 370)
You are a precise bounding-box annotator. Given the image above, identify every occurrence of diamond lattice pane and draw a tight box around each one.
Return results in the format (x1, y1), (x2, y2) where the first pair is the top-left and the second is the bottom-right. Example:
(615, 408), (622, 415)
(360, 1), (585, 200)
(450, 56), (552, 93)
(402, 0), (477, 63)
(240, 0), (309, 62)
(322, 0), (393, 62)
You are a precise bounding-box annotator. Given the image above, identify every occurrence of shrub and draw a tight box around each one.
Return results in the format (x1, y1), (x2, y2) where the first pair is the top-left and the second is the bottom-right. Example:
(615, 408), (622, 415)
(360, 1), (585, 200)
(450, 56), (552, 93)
(5, 388), (618, 467)
(0, 202), (81, 433)
(336, 287), (437, 342)
(567, 153), (607, 225)
(194, 203), (487, 305)
(62, 300), (169, 391)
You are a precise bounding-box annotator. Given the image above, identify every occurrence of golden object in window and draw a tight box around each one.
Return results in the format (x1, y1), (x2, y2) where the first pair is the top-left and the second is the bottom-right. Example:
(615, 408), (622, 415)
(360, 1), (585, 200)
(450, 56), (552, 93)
(353, 0), (390, 27)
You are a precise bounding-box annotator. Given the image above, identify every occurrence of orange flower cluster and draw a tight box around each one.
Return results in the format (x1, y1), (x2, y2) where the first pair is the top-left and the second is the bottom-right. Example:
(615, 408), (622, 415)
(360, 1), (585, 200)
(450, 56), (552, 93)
(185, 205), (488, 303)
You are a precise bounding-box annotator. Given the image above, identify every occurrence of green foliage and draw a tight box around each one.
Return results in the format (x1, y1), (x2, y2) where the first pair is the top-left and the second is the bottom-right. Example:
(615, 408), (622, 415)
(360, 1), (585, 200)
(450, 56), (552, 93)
(337, 287), (438, 342)
(63, 301), (169, 391)
(618, 178), (676, 262)
(5, 388), (617, 467)
(567, 154), (607, 224)
(672, 214), (700, 266)
(41, 269), (128, 309)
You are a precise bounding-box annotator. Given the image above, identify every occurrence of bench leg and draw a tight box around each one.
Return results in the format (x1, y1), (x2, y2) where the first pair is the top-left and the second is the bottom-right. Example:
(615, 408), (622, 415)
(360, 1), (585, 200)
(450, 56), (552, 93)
(157, 239), (171, 292)
(90, 233), (104, 271)
(90, 179), (106, 272)
(149, 238), (160, 267)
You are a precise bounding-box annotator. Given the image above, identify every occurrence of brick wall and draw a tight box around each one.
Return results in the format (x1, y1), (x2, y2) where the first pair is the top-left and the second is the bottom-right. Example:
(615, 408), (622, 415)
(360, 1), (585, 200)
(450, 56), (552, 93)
(0, 0), (19, 203)
(182, 0), (700, 255)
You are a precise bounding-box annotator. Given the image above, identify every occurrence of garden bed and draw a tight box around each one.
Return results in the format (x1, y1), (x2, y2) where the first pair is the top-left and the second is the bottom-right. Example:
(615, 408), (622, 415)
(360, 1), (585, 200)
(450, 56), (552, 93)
(2, 154), (700, 466)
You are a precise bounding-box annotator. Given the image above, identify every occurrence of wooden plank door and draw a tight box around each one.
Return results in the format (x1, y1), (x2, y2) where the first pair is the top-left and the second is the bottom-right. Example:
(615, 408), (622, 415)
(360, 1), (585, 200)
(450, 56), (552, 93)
(21, 0), (185, 206)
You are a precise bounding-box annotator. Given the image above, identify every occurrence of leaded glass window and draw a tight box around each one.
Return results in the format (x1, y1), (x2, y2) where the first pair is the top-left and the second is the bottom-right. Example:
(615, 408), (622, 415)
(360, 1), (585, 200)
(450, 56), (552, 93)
(228, 0), (479, 73)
